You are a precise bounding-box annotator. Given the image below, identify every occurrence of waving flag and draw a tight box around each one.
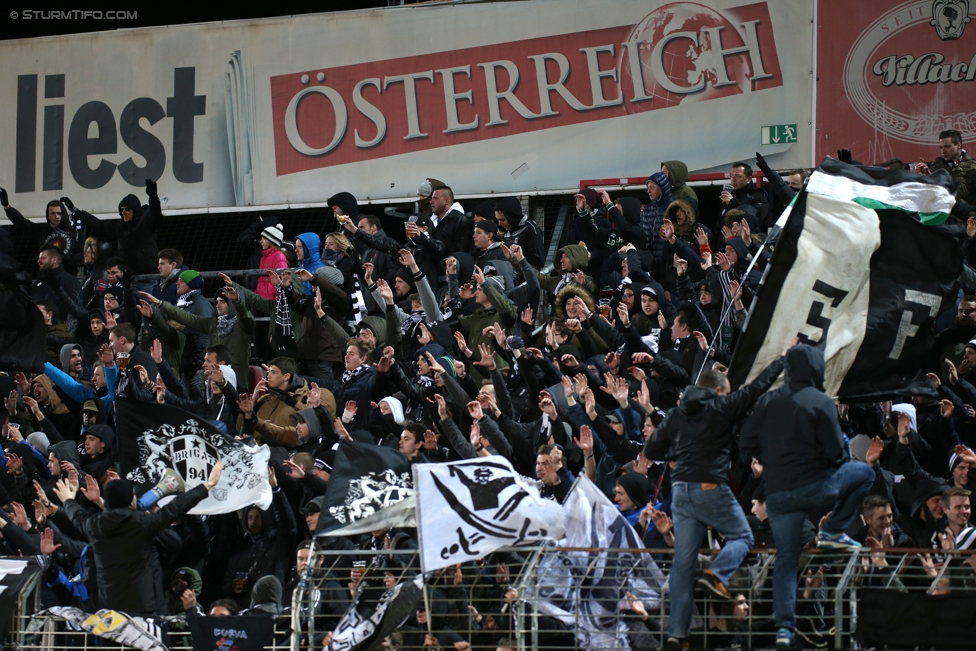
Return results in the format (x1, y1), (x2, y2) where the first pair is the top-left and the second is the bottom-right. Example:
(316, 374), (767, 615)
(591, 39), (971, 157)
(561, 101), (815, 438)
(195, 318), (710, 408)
(414, 456), (565, 573)
(729, 159), (962, 400)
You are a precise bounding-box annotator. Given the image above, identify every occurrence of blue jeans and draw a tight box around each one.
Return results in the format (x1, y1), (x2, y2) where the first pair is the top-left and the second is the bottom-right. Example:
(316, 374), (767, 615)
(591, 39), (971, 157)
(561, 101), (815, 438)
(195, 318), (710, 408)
(765, 462), (875, 630)
(669, 481), (754, 638)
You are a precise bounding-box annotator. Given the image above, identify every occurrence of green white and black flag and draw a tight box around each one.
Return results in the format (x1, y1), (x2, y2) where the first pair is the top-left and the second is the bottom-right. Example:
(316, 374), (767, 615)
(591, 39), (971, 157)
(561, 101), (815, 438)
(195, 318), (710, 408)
(729, 159), (962, 400)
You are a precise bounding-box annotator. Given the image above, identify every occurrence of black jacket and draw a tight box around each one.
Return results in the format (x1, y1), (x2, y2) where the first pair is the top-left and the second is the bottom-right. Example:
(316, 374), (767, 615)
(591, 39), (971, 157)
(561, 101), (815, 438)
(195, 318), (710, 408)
(62, 484), (209, 614)
(726, 183), (770, 229)
(739, 346), (850, 494)
(418, 209), (473, 263)
(77, 194), (163, 276)
(644, 356), (785, 484)
(4, 204), (87, 271)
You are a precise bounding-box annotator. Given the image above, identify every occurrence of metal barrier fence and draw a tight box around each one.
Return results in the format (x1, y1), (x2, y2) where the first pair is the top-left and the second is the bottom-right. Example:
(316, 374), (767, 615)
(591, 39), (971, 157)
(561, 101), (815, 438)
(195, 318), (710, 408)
(8, 545), (976, 650)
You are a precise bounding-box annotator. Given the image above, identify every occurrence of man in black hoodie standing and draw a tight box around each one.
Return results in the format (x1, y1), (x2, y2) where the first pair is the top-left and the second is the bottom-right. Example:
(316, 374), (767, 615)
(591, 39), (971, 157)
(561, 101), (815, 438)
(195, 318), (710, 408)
(74, 179), (164, 305)
(644, 341), (791, 651)
(739, 345), (874, 650)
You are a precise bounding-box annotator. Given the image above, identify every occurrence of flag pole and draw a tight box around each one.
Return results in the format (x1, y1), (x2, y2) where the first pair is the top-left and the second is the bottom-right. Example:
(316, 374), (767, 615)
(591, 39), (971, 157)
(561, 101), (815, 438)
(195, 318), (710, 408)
(693, 225), (781, 385)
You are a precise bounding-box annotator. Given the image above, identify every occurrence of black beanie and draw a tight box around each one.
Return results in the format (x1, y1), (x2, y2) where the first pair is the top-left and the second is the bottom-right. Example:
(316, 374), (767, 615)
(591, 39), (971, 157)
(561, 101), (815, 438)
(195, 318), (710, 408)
(104, 479), (135, 509)
(616, 472), (650, 509)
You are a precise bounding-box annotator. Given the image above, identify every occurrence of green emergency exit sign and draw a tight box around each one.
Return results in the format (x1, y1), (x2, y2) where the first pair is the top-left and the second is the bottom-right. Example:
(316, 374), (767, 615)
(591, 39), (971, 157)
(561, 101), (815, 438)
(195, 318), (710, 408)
(761, 124), (797, 145)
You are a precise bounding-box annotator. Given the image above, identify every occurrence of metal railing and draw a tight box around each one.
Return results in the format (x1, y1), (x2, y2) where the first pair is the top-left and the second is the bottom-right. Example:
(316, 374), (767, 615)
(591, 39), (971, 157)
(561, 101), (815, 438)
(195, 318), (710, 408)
(8, 545), (976, 650)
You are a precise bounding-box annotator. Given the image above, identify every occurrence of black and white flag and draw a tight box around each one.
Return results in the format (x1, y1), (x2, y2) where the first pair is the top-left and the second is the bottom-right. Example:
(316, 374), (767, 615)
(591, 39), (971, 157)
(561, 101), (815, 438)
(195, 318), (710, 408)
(729, 160), (962, 400)
(317, 440), (416, 537)
(0, 558), (38, 641)
(28, 607), (167, 651)
(536, 477), (666, 651)
(414, 456), (565, 573)
(116, 399), (272, 515)
(326, 574), (424, 651)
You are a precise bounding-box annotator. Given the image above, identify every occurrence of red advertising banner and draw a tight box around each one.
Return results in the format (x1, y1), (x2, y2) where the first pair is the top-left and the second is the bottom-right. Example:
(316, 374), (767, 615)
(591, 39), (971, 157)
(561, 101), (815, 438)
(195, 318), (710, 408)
(270, 2), (783, 176)
(816, 0), (976, 166)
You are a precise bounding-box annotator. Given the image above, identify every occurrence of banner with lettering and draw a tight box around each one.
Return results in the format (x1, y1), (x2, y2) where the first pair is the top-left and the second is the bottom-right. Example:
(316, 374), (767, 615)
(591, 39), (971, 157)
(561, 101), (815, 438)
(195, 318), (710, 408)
(816, 0), (976, 165)
(0, 0), (813, 217)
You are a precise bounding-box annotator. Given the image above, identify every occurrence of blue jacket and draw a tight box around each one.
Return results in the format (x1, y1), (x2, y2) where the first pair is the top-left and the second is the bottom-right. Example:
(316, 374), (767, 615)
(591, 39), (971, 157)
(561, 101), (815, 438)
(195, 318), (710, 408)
(44, 362), (118, 411)
(296, 233), (324, 294)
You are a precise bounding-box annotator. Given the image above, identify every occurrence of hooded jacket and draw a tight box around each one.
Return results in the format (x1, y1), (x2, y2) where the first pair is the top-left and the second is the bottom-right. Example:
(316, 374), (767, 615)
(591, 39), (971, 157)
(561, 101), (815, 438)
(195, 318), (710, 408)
(295, 233), (325, 294)
(61, 484), (209, 614)
(739, 346), (850, 494)
(536, 245), (598, 299)
(327, 192), (360, 220)
(640, 172), (673, 274)
(76, 194), (163, 276)
(644, 356), (785, 484)
(3, 200), (87, 271)
(661, 160), (699, 207)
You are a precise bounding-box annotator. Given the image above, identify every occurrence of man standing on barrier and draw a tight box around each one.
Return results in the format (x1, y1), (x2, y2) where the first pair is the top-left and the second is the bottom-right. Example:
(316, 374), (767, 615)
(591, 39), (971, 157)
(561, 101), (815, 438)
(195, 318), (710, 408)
(644, 339), (794, 651)
(740, 344), (874, 650)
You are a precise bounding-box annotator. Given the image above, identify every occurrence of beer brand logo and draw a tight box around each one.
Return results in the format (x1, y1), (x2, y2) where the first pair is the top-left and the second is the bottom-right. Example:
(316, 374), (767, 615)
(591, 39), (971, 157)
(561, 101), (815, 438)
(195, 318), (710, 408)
(844, 0), (976, 145)
(931, 0), (971, 39)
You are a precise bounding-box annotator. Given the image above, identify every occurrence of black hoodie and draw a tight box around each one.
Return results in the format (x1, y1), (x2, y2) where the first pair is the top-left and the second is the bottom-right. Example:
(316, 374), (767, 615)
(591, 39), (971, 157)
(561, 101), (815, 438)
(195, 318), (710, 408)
(740, 346), (850, 494)
(76, 192), (163, 276)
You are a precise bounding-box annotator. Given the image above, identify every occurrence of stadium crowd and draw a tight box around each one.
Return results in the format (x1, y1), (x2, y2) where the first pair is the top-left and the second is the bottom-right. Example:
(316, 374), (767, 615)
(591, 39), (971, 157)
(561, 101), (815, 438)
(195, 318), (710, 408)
(0, 128), (975, 651)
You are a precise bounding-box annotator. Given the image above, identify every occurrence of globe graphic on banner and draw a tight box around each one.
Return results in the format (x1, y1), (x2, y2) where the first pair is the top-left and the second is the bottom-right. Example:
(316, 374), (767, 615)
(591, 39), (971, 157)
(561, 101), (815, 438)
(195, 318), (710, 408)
(619, 3), (753, 114)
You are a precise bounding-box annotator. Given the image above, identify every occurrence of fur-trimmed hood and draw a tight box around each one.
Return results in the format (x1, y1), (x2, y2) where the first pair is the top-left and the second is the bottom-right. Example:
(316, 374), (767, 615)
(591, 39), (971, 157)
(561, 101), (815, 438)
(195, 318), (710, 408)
(664, 199), (697, 237)
(554, 282), (595, 321)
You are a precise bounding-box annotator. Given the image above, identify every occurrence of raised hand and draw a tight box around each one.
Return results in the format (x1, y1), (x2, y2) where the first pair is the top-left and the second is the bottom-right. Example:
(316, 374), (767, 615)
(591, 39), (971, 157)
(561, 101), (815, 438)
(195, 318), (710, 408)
(445, 257), (457, 275)
(150, 338), (163, 364)
(473, 343), (496, 370)
(865, 436), (885, 467)
(426, 352), (447, 375)
(694, 227), (709, 246)
(716, 251), (732, 272)
(560, 354), (580, 370)
(538, 391), (556, 417)
(136, 300), (154, 319)
(138, 292), (160, 306)
(431, 393), (450, 421)
(472, 265), (486, 286)
(946, 358), (960, 384)
(616, 302), (630, 326)
(509, 244), (524, 262)
(223, 286), (240, 302)
(423, 430), (439, 451)
(80, 475), (102, 504)
(453, 330), (472, 357)
(398, 248), (417, 270)
(692, 331), (709, 351)
(636, 380), (653, 414)
(361, 262), (374, 285)
(237, 392), (254, 416)
(40, 528), (61, 556)
(578, 386), (594, 419)
(521, 306), (534, 327)
(466, 400), (484, 421)
(575, 425), (594, 456)
(282, 459), (305, 480)
(452, 359), (467, 378)
(560, 375), (575, 401)
(218, 272), (233, 287)
(3, 391), (18, 416)
(266, 270), (281, 287)
(341, 400), (358, 423)
(659, 219), (675, 242)
(941, 399), (955, 419)
(376, 279), (394, 305)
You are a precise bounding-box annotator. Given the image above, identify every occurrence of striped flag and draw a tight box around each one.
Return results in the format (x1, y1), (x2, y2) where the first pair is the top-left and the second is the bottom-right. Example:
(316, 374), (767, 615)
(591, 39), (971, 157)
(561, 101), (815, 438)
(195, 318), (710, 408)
(729, 159), (962, 400)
